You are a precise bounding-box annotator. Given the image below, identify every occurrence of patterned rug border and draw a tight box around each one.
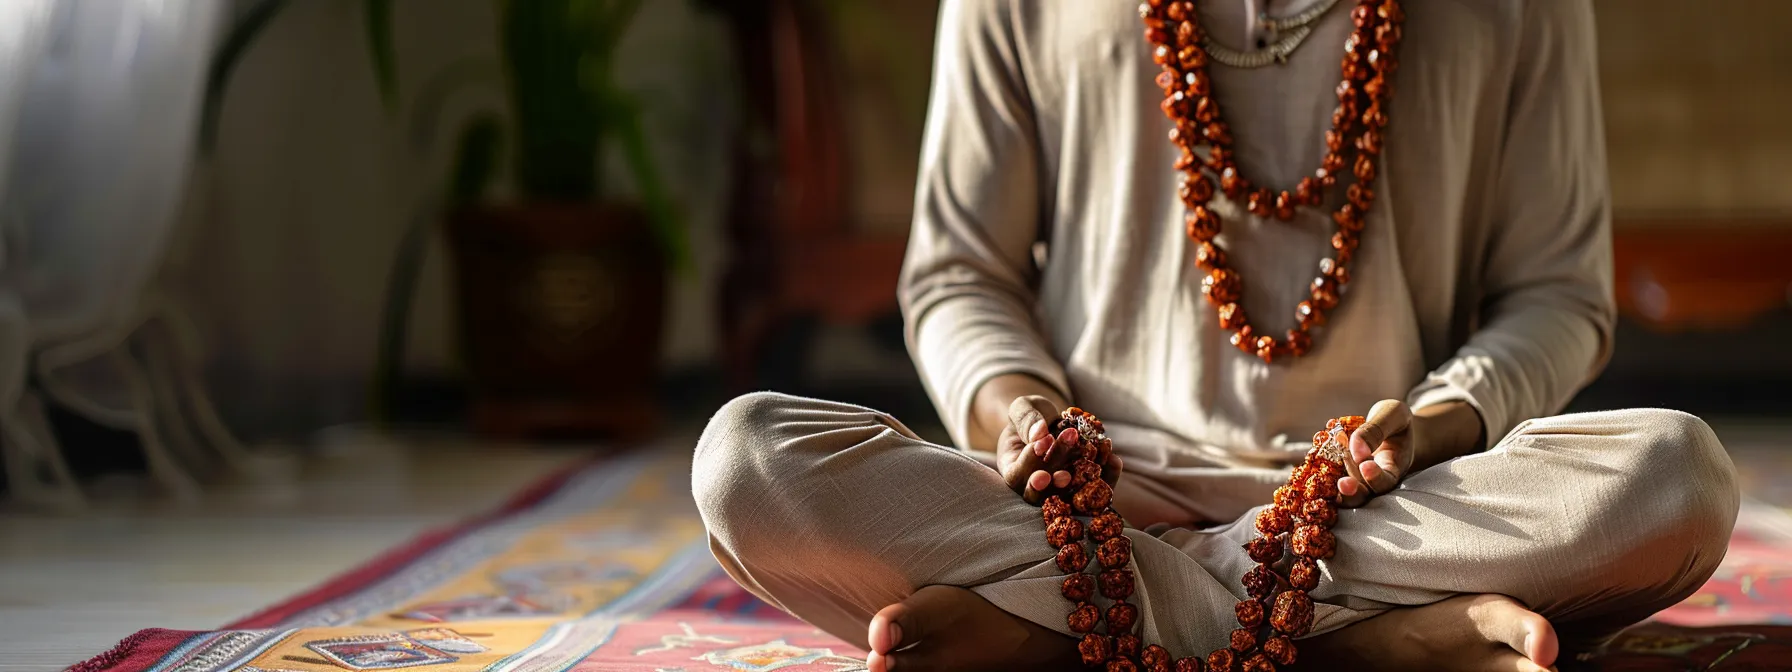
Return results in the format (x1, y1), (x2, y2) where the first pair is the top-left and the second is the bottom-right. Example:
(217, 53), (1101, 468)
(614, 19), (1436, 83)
(64, 456), (602, 672)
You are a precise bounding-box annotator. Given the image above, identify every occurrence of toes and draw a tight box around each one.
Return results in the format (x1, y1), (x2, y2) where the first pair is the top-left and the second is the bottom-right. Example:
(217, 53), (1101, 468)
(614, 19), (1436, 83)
(885, 646), (950, 672)
(1481, 651), (1551, 672)
(868, 586), (989, 672)
(1522, 617), (1559, 668)
(868, 603), (908, 655)
(1470, 596), (1558, 670)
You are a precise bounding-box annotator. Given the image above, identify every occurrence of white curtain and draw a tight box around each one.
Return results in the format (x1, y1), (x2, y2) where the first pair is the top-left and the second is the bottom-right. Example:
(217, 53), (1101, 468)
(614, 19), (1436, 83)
(0, 0), (256, 508)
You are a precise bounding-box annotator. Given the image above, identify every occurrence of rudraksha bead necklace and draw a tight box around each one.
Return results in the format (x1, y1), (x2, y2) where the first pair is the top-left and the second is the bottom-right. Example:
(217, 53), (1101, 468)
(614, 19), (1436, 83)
(1141, 0), (1405, 363)
(1044, 407), (1368, 671)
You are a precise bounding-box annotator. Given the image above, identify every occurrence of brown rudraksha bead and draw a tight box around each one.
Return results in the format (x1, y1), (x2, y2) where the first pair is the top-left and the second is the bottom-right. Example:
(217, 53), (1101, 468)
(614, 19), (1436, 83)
(1141, 645), (1172, 671)
(1058, 542), (1090, 573)
(1174, 657), (1203, 672)
(1235, 598), (1265, 628)
(1263, 635), (1297, 666)
(1099, 536), (1134, 569)
(1080, 634), (1114, 667)
(1207, 648), (1236, 672)
(1186, 208), (1222, 242)
(1074, 459), (1105, 487)
(1195, 242), (1228, 272)
(1074, 478), (1115, 514)
(1271, 590), (1315, 636)
(1107, 658), (1139, 672)
(1217, 302), (1246, 330)
(1202, 268), (1240, 303)
(1043, 496), (1072, 522)
(1048, 517), (1087, 548)
(1288, 558), (1321, 592)
(1241, 652), (1275, 672)
(1309, 458), (1345, 482)
(1115, 633), (1142, 658)
(1091, 509), (1126, 542)
(1242, 564), (1279, 599)
(1244, 537), (1282, 564)
(1107, 602), (1140, 633)
(1285, 329), (1312, 357)
(1069, 602), (1102, 634)
(1272, 485), (1301, 512)
(1302, 470), (1340, 500)
(1064, 573), (1097, 602)
(1254, 507), (1292, 536)
(1291, 525), (1336, 560)
(1181, 175), (1215, 205)
(1228, 627), (1256, 652)
(1300, 498), (1337, 527)
(1230, 325), (1256, 353)
(1353, 153), (1377, 183)
(1100, 569), (1136, 600)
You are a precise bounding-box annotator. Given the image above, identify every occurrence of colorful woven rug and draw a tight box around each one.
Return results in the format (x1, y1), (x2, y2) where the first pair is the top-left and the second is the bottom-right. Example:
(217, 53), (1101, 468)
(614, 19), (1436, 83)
(67, 452), (1792, 672)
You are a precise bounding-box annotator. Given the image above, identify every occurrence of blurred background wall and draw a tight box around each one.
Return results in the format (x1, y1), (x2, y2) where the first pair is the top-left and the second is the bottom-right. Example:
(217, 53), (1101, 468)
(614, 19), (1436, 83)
(68, 0), (1792, 447)
(164, 0), (738, 436)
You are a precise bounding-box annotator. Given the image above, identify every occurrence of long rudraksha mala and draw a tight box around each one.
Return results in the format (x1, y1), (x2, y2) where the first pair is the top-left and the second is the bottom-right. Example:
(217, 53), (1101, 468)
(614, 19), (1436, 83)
(1141, 0), (1405, 363)
(1044, 409), (1367, 671)
(1037, 408), (1146, 669)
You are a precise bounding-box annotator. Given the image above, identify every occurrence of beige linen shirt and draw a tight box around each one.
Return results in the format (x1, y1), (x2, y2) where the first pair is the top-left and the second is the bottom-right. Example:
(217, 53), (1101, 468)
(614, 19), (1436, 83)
(898, 0), (1615, 464)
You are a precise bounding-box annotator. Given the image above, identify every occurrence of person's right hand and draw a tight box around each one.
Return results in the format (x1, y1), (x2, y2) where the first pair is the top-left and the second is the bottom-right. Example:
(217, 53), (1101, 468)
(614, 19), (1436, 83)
(994, 396), (1121, 505)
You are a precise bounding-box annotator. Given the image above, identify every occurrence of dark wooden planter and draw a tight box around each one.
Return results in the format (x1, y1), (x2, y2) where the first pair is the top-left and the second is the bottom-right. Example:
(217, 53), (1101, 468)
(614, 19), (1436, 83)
(446, 202), (666, 441)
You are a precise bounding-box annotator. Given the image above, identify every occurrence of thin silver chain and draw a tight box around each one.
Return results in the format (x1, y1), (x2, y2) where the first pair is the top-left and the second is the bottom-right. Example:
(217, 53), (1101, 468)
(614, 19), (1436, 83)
(1204, 0), (1343, 68)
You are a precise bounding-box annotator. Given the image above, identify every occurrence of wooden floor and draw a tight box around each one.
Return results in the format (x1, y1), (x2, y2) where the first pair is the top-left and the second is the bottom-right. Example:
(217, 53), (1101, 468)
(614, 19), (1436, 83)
(0, 421), (1785, 671)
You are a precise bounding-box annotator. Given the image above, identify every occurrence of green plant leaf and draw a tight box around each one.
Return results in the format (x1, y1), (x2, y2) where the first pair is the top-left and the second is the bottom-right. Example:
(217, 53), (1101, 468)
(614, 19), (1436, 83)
(363, 0), (399, 109)
(501, 0), (602, 199)
(607, 92), (688, 269)
(198, 0), (290, 153)
(406, 57), (503, 157)
(449, 115), (506, 208)
(366, 203), (434, 426)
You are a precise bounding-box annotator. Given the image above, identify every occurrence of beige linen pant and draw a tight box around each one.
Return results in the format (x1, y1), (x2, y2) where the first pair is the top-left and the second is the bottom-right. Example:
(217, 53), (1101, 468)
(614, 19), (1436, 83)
(692, 392), (1738, 658)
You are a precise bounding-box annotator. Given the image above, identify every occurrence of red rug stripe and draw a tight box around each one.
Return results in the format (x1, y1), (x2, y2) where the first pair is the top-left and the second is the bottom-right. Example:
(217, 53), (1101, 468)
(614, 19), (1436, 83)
(63, 629), (202, 672)
(226, 457), (598, 629)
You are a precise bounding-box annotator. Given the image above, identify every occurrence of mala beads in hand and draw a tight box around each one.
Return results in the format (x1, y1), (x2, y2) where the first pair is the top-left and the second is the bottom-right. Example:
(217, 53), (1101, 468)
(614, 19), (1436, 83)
(1142, 0), (1404, 362)
(1037, 407), (1140, 669)
(1045, 411), (1367, 671)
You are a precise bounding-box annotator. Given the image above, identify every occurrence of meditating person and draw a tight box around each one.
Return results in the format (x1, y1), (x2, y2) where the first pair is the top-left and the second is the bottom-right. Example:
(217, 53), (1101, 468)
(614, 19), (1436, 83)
(693, 0), (1739, 670)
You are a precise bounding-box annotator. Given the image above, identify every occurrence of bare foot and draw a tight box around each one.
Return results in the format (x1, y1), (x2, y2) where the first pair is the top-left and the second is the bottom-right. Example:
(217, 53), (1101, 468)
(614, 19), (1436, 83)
(866, 585), (1077, 672)
(1296, 594), (1559, 672)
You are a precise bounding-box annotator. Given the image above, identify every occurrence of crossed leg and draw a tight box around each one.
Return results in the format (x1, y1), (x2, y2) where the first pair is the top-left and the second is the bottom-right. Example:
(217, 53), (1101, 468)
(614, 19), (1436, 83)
(693, 392), (1737, 670)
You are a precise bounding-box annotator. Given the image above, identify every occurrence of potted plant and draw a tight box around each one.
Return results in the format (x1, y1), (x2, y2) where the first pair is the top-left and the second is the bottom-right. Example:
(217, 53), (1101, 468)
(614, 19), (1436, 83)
(204, 0), (685, 441)
(436, 0), (682, 441)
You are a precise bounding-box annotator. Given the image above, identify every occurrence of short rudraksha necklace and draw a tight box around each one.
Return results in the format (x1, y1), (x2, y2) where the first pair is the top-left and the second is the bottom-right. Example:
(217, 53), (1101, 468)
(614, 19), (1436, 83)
(1043, 408), (1367, 672)
(1142, 0), (1405, 363)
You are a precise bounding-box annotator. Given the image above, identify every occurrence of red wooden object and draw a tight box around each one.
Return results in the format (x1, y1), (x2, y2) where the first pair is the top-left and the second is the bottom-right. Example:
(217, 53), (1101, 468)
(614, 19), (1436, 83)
(717, 0), (908, 390)
(1611, 220), (1792, 331)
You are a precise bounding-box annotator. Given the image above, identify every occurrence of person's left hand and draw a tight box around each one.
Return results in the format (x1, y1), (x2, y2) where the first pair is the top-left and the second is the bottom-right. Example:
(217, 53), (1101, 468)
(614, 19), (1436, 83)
(1337, 399), (1416, 508)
